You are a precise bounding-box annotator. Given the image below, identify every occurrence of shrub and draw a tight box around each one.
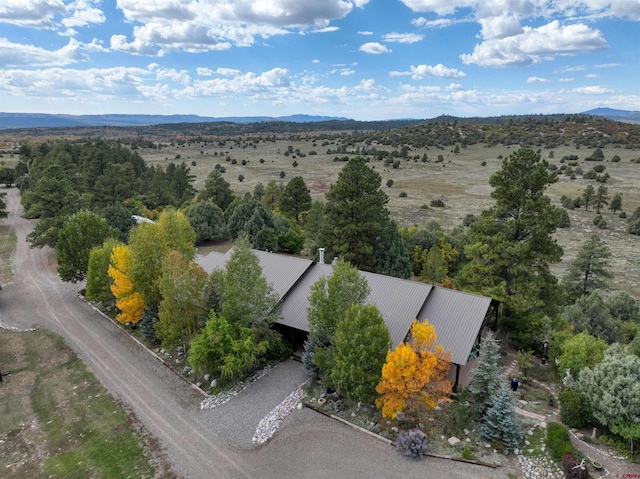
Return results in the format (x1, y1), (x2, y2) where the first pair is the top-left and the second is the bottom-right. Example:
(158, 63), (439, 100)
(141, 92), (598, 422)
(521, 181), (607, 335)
(570, 174), (576, 180)
(583, 169), (597, 179)
(593, 164), (606, 173)
(548, 164), (558, 171)
(386, 179), (394, 187)
(619, 211), (627, 218)
(481, 161), (487, 166)
(546, 423), (574, 460)
(597, 220), (606, 229)
(241, 159), (247, 166)
(558, 389), (593, 428)
(560, 195), (575, 210)
(628, 219), (640, 235)
(463, 214), (476, 227)
(568, 161), (579, 167)
(237, 174), (244, 182)
(191, 160), (197, 166)
(259, 158), (265, 163)
(279, 171), (286, 178)
(292, 160), (298, 168)
(574, 167), (583, 175)
(593, 215), (603, 226)
(461, 444), (473, 460)
(399, 191), (408, 198)
(557, 209), (571, 228)
(430, 198), (445, 208)
(396, 429), (428, 459)
(231, 158), (237, 165)
(611, 155), (621, 162)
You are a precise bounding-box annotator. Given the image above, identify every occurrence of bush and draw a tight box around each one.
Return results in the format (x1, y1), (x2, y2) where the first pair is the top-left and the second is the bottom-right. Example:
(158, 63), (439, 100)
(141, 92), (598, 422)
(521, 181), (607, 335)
(430, 198), (445, 208)
(562, 454), (589, 479)
(558, 389), (593, 428)
(593, 215), (603, 226)
(546, 423), (574, 460)
(279, 171), (286, 178)
(481, 161), (487, 166)
(237, 174), (244, 182)
(241, 159), (247, 165)
(611, 155), (621, 163)
(557, 209), (571, 228)
(463, 214), (476, 227)
(620, 211), (627, 218)
(583, 169), (597, 179)
(593, 164), (606, 173)
(628, 219), (640, 235)
(399, 191), (408, 198)
(461, 444), (473, 460)
(259, 158), (265, 163)
(396, 429), (428, 459)
(386, 179), (394, 187)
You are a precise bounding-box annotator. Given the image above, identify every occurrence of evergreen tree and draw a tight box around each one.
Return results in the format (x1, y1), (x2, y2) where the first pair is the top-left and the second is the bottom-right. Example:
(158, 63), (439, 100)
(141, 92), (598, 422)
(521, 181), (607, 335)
(609, 192), (622, 214)
(330, 303), (391, 402)
(185, 200), (227, 243)
(594, 185), (609, 214)
(319, 156), (390, 272)
(480, 386), (523, 452)
(372, 220), (411, 279)
(606, 291), (640, 322)
(139, 306), (160, 345)
(421, 245), (447, 283)
(563, 292), (621, 344)
(102, 203), (137, 243)
(86, 237), (120, 304)
(582, 184), (595, 211)
(279, 176), (312, 223)
(462, 148), (562, 316)
(261, 180), (283, 211)
(468, 331), (502, 414)
(563, 234), (612, 298)
(197, 169), (235, 211)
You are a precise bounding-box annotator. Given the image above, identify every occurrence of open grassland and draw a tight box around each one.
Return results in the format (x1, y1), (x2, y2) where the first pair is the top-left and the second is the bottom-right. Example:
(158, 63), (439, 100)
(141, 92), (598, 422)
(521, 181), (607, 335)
(139, 139), (640, 297)
(0, 328), (167, 479)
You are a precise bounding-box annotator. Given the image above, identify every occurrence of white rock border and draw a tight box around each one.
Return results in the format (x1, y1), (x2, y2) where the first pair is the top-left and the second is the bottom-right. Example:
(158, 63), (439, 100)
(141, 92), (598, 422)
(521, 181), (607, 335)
(200, 364), (274, 410)
(252, 382), (307, 445)
(0, 318), (35, 332)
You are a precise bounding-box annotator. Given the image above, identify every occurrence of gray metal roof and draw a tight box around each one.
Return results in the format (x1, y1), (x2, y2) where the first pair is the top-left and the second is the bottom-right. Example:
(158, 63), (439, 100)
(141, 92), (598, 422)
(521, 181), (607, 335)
(251, 250), (314, 300)
(359, 271), (433, 348)
(194, 250), (492, 367)
(195, 251), (227, 274)
(417, 286), (492, 366)
(194, 249), (314, 301)
(277, 264), (433, 348)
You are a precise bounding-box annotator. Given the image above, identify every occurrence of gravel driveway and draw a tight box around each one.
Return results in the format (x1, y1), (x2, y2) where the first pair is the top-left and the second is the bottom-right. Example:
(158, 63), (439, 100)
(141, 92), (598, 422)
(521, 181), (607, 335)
(0, 187), (510, 479)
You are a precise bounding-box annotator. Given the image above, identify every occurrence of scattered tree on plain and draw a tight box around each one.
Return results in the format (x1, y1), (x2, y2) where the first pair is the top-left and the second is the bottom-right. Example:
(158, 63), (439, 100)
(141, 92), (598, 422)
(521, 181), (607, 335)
(563, 234), (612, 299)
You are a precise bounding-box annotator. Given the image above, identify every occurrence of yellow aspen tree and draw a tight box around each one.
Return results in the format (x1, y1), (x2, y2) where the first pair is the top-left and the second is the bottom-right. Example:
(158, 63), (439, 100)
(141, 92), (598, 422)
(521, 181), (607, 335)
(108, 244), (145, 324)
(376, 319), (452, 419)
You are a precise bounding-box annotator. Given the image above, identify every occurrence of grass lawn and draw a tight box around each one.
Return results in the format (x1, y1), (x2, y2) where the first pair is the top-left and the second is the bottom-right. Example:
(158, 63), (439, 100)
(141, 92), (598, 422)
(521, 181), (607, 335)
(0, 328), (168, 479)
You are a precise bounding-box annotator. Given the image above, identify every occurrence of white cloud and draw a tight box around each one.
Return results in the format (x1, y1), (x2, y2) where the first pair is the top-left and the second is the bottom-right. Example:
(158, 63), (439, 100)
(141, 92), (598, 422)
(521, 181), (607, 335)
(558, 77), (574, 82)
(0, 37), (91, 66)
(478, 14), (523, 40)
(110, 34), (158, 56)
(585, 73), (598, 78)
(527, 76), (549, 83)
(389, 70), (412, 77)
(358, 31), (373, 35)
(359, 42), (391, 54)
(62, 1), (105, 28)
(340, 69), (356, 76)
(111, 0), (362, 54)
(571, 85), (613, 95)
(216, 67), (243, 77)
(0, 0), (66, 28)
(409, 63), (467, 79)
(412, 17), (459, 28)
(315, 26), (339, 33)
(461, 21), (608, 67)
(197, 68), (213, 76)
(312, 59), (320, 63)
(383, 32), (424, 43)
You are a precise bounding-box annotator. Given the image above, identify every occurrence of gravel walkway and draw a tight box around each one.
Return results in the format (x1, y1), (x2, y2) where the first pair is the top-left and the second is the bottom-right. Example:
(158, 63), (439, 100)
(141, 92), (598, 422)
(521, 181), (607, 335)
(196, 359), (308, 449)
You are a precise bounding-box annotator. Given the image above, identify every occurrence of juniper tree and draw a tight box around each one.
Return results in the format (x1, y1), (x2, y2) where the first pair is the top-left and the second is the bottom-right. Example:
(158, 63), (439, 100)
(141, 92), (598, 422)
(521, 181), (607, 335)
(480, 386), (523, 452)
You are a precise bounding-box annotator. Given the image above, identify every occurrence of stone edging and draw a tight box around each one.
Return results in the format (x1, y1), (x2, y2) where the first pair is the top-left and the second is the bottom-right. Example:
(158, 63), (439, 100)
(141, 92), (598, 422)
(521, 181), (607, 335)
(77, 294), (208, 398)
(305, 403), (499, 469)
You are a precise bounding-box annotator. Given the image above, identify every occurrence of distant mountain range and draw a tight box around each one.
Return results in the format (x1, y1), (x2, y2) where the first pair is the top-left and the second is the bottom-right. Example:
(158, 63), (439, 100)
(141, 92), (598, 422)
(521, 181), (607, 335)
(582, 108), (640, 122)
(0, 112), (350, 130)
(1, 109), (638, 130)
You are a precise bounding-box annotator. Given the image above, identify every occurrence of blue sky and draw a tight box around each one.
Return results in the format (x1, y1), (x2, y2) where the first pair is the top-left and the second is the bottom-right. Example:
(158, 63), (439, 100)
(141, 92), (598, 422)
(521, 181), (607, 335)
(1, 0), (639, 120)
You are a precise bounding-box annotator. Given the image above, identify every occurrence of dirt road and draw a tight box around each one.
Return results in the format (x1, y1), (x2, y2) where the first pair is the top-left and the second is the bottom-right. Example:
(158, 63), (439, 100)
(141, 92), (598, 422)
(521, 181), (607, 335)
(0, 187), (508, 479)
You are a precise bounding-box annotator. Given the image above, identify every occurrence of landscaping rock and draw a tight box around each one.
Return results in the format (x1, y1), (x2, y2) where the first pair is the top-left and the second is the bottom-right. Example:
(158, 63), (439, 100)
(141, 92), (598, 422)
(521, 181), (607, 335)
(252, 383), (306, 445)
(210, 378), (218, 388)
(448, 437), (460, 446)
(391, 427), (399, 433)
(538, 421), (547, 429)
(201, 365), (272, 410)
(204, 374), (210, 382)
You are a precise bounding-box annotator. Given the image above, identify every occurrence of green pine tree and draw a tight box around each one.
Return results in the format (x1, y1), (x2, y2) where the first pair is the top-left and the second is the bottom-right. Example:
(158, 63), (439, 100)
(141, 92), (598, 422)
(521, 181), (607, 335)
(468, 331), (502, 414)
(480, 386), (523, 452)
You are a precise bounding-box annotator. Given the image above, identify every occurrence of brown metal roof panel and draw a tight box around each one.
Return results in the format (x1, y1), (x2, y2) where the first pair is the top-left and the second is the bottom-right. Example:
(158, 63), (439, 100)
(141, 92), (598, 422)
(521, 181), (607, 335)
(418, 286), (492, 366)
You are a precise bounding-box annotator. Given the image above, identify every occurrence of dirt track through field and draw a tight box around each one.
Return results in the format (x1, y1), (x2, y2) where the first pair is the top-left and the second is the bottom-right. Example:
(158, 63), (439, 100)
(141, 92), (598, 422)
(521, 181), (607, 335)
(0, 187), (508, 479)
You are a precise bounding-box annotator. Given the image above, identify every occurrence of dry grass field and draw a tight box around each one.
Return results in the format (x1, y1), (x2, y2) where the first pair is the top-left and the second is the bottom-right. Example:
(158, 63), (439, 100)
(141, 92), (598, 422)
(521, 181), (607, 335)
(138, 139), (640, 297)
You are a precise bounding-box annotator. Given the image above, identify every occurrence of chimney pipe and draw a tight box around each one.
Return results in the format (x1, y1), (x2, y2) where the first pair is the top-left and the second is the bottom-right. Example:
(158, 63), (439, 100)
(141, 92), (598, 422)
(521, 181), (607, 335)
(319, 248), (325, 264)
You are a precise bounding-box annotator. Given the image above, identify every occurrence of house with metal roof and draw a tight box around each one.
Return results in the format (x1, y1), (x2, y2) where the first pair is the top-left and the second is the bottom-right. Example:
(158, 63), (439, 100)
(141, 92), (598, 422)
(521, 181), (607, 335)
(195, 249), (497, 390)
